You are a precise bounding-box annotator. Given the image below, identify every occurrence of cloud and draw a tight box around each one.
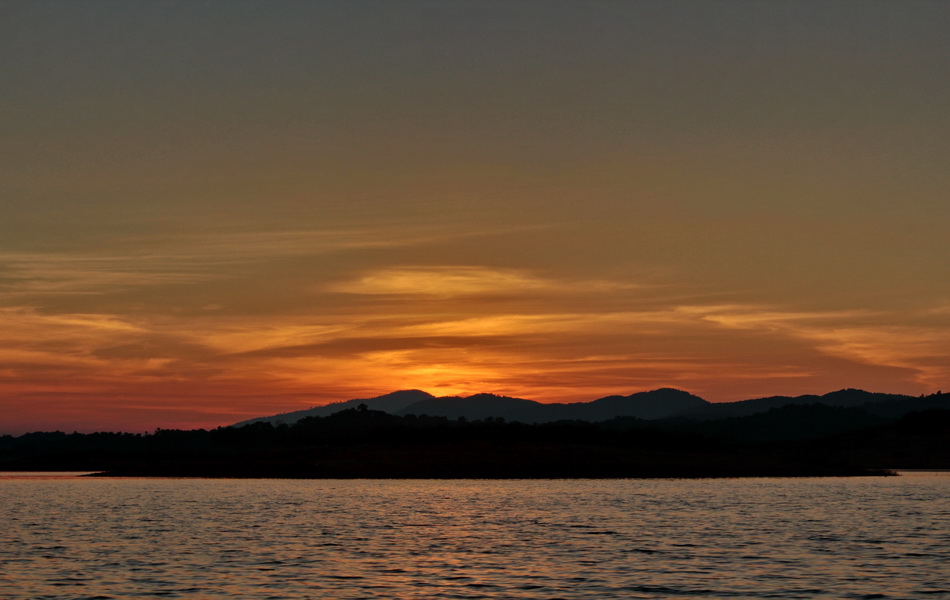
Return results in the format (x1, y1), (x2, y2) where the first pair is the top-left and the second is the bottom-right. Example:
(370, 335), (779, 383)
(0, 226), (548, 300)
(328, 266), (641, 297)
(0, 307), (143, 342)
(198, 322), (359, 355)
(329, 266), (550, 296)
(3, 255), (948, 432)
(675, 304), (950, 389)
(0, 252), (220, 295)
(0, 307), (214, 389)
(805, 326), (950, 389)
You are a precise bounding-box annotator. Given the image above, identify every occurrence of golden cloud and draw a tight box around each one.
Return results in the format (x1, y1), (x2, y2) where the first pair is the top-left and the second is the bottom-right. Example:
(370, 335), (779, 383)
(328, 266), (641, 297)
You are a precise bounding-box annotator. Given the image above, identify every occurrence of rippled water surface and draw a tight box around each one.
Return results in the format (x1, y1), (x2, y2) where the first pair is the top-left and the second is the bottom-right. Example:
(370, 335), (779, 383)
(2, 473), (948, 599)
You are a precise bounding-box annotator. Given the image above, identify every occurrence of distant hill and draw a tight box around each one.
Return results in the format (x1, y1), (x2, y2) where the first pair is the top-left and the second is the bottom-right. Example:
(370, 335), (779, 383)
(668, 403), (891, 443)
(233, 389), (434, 427)
(235, 388), (709, 427)
(394, 389), (706, 422)
(233, 387), (948, 429)
(575, 388), (708, 421)
(395, 393), (547, 422)
(678, 389), (944, 420)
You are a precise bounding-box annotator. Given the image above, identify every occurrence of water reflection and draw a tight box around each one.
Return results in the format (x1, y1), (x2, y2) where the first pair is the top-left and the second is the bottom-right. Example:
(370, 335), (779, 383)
(2, 476), (948, 599)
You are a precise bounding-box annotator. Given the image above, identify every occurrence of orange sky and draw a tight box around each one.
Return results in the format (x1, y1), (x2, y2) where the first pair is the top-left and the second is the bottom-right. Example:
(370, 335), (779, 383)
(2, 2), (949, 434)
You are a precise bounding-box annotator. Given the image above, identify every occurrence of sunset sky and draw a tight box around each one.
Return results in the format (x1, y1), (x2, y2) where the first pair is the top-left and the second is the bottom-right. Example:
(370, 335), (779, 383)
(2, 1), (948, 434)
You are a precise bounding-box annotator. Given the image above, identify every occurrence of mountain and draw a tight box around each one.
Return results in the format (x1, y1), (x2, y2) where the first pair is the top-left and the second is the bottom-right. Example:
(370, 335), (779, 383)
(857, 394), (950, 418)
(578, 388), (708, 421)
(396, 393), (547, 422)
(235, 388), (710, 427)
(390, 389), (706, 423)
(678, 389), (920, 420)
(233, 389), (434, 427)
(670, 403), (891, 443)
(233, 387), (948, 429)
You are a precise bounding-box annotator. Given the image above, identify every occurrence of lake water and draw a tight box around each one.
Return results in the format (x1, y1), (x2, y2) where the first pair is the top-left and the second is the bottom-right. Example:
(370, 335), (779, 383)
(1, 473), (948, 599)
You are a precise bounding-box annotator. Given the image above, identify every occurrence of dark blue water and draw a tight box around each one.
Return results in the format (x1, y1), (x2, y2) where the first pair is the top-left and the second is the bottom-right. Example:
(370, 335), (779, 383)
(2, 473), (948, 599)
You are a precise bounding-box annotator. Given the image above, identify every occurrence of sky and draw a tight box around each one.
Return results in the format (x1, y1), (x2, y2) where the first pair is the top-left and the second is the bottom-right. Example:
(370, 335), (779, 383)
(1, 0), (948, 434)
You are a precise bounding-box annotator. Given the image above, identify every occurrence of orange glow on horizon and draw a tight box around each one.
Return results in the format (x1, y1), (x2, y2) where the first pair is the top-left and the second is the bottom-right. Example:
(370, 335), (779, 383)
(2, 289), (948, 434)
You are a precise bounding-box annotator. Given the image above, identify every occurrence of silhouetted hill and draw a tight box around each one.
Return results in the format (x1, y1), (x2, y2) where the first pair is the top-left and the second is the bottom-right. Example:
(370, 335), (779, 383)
(233, 388), (947, 430)
(859, 394), (950, 418)
(238, 388), (711, 426)
(669, 404), (890, 443)
(580, 388), (708, 420)
(393, 389), (707, 422)
(807, 408), (950, 470)
(233, 389), (434, 427)
(679, 389), (920, 420)
(396, 393), (545, 422)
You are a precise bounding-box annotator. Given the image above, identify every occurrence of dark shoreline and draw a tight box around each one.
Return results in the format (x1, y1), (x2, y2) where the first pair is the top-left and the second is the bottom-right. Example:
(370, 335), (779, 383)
(5, 404), (946, 479)
(28, 443), (895, 480)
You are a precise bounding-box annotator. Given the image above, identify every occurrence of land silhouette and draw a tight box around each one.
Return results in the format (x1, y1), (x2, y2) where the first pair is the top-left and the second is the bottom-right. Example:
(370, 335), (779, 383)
(2, 388), (947, 478)
(234, 387), (948, 427)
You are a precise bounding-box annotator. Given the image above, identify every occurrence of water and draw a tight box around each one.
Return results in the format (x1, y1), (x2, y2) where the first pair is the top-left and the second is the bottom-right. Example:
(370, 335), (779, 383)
(1, 473), (948, 599)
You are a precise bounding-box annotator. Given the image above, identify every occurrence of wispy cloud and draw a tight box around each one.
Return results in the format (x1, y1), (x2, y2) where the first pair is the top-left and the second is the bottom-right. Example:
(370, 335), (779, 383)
(3, 258), (948, 432)
(329, 266), (553, 296)
(329, 266), (643, 297)
(0, 229), (407, 296)
(0, 307), (144, 341)
(678, 304), (950, 390)
(0, 226), (551, 298)
(0, 252), (221, 295)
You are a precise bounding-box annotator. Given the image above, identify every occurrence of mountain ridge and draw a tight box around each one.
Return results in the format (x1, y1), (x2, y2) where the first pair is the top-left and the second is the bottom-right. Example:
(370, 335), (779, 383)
(233, 389), (434, 427)
(235, 387), (947, 427)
